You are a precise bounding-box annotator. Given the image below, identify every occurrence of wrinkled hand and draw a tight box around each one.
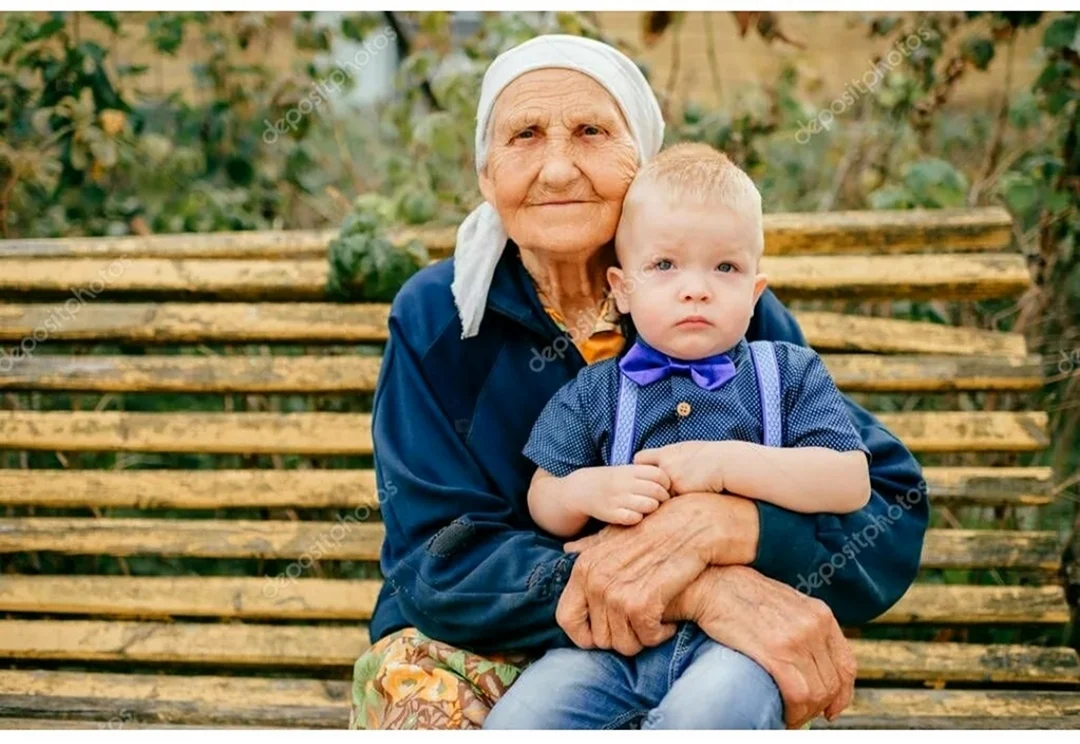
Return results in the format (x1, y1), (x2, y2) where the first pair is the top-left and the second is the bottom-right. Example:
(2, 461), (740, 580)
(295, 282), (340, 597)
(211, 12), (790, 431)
(633, 440), (728, 495)
(556, 492), (758, 656)
(667, 565), (857, 728)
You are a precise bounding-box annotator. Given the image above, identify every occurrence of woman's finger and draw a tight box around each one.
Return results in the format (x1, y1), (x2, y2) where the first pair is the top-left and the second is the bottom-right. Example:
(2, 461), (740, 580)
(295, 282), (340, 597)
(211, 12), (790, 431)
(823, 627), (856, 720)
(564, 533), (600, 554)
(555, 567), (594, 649)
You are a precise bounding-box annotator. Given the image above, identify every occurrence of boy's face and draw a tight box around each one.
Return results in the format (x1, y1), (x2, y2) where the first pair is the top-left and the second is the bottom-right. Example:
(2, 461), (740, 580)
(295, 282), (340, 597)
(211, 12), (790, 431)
(608, 196), (768, 360)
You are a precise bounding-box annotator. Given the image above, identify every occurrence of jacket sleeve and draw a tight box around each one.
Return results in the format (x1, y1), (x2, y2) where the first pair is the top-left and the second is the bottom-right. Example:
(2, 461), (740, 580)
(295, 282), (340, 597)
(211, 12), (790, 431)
(373, 314), (576, 651)
(744, 290), (929, 625)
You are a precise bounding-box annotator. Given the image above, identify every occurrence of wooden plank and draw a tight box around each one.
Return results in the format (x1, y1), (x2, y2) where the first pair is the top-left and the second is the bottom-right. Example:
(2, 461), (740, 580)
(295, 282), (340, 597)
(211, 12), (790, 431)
(0, 209), (1011, 261)
(0, 621), (1074, 691)
(923, 466), (1055, 506)
(0, 470), (380, 509)
(0, 253), (1031, 301)
(821, 689), (1080, 729)
(873, 585), (1070, 624)
(850, 640), (1080, 684)
(0, 355), (383, 393)
(0, 519), (384, 560)
(793, 311), (1028, 356)
(0, 411), (1046, 454)
(0, 620), (370, 667)
(0, 467), (1051, 511)
(0, 353), (1042, 394)
(917, 529), (1062, 571)
(0, 576), (1068, 625)
(0, 669), (348, 728)
(0, 467), (1052, 510)
(761, 207), (1014, 255)
(821, 354), (1043, 392)
(0, 412), (373, 454)
(0, 303), (390, 343)
(0, 522), (1060, 570)
(875, 411), (1048, 453)
(0, 303), (1025, 355)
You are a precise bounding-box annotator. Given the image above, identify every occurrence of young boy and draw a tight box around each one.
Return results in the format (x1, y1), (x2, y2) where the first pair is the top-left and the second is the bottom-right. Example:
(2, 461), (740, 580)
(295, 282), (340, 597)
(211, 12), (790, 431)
(483, 143), (871, 730)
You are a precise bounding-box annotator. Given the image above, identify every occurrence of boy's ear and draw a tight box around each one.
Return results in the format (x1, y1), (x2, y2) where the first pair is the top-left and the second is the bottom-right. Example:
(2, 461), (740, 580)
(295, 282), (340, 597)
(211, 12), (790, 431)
(607, 266), (632, 314)
(750, 273), (768, 315)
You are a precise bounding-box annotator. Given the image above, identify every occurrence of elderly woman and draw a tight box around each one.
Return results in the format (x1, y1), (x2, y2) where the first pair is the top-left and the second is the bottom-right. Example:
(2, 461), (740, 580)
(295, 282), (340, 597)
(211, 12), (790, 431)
(351, 35), (927, 730)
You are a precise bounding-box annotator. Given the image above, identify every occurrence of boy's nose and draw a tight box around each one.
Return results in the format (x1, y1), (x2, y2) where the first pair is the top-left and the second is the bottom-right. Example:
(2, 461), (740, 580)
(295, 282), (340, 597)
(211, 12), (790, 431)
(681, 280), (712, 302)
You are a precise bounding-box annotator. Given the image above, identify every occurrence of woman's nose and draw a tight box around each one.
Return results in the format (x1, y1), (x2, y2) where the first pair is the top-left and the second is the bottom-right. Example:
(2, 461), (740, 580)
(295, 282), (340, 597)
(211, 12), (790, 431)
(537, 140), (580, 189)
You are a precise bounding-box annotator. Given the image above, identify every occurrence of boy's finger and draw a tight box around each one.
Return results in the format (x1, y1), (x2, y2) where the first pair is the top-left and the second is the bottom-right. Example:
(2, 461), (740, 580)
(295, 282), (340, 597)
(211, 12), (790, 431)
(634, 464), (671, 490)
(634, 480), (671, 503)
(619, 493), (660, 514)
(632, 448), (660, 466)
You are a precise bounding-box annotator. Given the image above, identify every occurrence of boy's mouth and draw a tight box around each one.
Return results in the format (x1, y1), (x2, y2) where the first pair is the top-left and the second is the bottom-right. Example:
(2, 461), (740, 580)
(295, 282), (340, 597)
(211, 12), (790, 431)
(675, 315), (713, 328)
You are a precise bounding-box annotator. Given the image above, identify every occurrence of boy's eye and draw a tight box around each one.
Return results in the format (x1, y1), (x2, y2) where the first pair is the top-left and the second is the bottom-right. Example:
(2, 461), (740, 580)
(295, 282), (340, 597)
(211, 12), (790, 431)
(716, 262), (736, 273)
(654, 259), (674, 271)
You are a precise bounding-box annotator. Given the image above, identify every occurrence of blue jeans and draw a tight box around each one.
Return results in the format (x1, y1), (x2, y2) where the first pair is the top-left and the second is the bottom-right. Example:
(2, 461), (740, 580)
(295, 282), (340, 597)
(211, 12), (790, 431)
(484, 622), (783, 729)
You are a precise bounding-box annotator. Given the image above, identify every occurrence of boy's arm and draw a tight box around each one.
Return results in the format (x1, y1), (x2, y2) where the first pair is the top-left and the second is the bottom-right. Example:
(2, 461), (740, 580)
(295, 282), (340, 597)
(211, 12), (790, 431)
(528, 468), (590, 537)
(715, 441), (870, 514)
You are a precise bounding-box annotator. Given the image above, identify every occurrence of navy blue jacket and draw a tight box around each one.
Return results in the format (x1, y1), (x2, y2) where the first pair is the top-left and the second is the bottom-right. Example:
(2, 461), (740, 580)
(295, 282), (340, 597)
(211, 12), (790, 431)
(369, 244), (928, 652)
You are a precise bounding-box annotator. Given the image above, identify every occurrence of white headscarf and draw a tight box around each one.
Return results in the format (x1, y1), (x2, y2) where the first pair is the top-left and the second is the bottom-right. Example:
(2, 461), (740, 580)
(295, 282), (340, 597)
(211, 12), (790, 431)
(451, 34), (665, 339)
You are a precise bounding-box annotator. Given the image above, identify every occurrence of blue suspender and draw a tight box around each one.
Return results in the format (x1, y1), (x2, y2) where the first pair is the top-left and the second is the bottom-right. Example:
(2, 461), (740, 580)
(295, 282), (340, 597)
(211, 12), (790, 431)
(748, 341), (783, 448)
(610, 372), (639, 465)
(610, 342), (783, 465)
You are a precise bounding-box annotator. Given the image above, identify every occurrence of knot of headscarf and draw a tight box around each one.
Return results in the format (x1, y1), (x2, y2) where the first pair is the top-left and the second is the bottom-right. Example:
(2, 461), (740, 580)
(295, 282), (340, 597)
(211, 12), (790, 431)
(451, 34), (665, 339)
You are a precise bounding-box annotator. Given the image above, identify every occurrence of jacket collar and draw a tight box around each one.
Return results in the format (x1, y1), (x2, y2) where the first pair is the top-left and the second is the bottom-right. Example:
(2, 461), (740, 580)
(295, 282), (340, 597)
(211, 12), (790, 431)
(485, 240), (567, 341)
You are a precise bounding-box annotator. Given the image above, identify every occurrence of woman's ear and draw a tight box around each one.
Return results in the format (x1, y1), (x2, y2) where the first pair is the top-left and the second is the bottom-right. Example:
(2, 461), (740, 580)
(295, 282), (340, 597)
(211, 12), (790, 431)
(607, 266), (632, 314)
(478, 164), (495, 205)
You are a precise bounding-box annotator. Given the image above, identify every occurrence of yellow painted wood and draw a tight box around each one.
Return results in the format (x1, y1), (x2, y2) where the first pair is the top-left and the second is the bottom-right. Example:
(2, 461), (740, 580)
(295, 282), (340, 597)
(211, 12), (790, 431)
(825, 689), (1080, 729)
(0, 353), (1042, 394)
(0, 669), (350, 728)
(922, 466), (1054, 506)
(0, 253), (1031, 301)
(0, 303), (1027, 355)
(0, 619), (370, 667)
(0, 303), (390, 343)
(0, 576), (1067, 625)
(875, 411), (1048, 453)
(0, 519), (384, 560)
(0, 208), (1011, 261)
(0, 522), (1060, 570)
(850, 640), (1080, 684)
(0, 470), (379, 509)
(0, 467), (1051, 510)
(0, 411), (1046, 454)
(820, 354), (1043, 392)
(0, 355), (383, 393)
(0, 412), (373, 454)
(792, 311), (1028, 355)
(873, 585), (1070, 624)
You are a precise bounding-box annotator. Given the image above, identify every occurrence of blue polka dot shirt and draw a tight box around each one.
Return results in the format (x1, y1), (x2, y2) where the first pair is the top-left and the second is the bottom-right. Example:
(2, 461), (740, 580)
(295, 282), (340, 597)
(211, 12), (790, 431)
(523, 338), (870, 478)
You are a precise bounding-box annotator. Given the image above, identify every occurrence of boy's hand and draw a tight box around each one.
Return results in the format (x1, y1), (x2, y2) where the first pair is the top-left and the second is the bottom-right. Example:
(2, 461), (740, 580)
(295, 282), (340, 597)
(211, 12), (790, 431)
(633, 440), (733, 495)
(563, 464), (672, 525)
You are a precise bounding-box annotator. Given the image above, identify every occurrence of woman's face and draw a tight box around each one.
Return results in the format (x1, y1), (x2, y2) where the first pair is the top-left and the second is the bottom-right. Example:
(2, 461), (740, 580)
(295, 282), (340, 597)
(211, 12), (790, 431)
(479, 69), (639, 259)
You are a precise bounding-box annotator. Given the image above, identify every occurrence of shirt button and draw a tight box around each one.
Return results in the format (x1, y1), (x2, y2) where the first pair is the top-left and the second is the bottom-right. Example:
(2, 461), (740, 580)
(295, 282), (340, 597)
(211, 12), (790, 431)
(676, 401), (692, 417)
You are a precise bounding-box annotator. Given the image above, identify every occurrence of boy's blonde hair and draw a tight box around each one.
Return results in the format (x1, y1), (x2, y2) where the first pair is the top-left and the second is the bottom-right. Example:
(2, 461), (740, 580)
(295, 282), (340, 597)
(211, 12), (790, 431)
(616, 142), (764, 258)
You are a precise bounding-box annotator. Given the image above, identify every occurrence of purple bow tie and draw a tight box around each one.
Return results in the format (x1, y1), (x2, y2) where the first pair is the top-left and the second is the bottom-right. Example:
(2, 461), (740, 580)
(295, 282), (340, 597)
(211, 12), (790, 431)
(618, 339), (737, 391)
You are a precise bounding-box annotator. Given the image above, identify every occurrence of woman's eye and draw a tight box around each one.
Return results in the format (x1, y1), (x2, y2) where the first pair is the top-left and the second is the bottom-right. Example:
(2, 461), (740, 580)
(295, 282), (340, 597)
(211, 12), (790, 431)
(716, 262), (736, 273)
(582, 125), (603, 136)
(655, 259), (674, 271)
(513, 128), (536, 141)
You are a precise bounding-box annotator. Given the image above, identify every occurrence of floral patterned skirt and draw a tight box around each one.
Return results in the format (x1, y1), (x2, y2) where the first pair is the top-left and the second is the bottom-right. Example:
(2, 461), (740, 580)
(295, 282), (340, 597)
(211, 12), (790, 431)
(350, 628), (533, 730)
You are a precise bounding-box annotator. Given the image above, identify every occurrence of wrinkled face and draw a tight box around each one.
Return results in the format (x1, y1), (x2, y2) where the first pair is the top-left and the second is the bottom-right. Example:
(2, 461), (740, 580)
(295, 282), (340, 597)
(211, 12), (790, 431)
(479, 69), (639, 258)
(608, 197), (768, 360)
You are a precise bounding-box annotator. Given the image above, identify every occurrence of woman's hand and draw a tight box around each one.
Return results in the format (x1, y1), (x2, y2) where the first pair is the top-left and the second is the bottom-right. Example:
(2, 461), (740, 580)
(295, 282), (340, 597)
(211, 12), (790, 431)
(633, 440), (730, 495)
(666, 565), (857, 729)
(555, 492), (758, 655)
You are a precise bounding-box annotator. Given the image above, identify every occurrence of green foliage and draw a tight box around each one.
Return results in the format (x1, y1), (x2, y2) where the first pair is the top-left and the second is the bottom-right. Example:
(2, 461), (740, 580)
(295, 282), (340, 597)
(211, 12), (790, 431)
(328, 195), (429, 302)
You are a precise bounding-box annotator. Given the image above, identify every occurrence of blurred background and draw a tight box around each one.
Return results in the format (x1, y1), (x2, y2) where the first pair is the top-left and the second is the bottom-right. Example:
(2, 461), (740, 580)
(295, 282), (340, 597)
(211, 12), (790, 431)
(1, 10), (1078, 635)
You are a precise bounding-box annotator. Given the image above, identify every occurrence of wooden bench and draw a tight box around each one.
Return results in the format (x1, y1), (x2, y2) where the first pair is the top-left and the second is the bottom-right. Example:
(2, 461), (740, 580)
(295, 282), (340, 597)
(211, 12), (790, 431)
(0, 206), (1077, 729)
